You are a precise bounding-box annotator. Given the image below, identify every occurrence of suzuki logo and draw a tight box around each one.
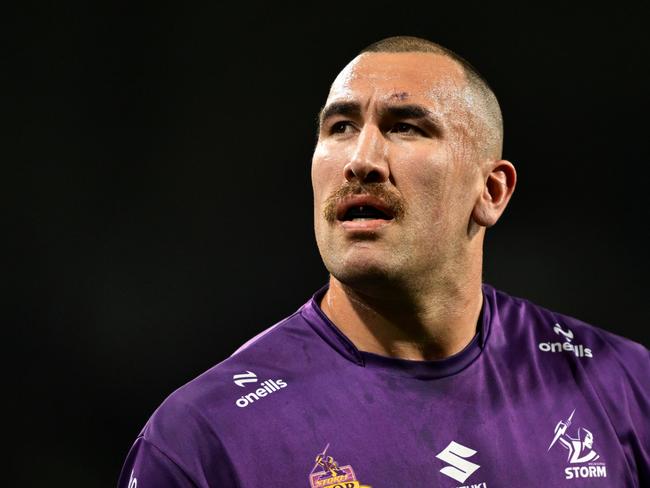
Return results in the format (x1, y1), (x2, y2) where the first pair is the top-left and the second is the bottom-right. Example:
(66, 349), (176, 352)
(436, 441), (481, 483)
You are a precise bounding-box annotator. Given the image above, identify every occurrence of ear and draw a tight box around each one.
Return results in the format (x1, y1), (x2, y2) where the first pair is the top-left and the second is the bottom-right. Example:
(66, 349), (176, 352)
(471, 159), (517, 227)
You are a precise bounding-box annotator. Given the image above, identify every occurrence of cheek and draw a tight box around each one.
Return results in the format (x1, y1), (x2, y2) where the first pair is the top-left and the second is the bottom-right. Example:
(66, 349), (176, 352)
(392, 147), (479, 233)
(391, 147), (450, 211)
(311, 142), (346, 202)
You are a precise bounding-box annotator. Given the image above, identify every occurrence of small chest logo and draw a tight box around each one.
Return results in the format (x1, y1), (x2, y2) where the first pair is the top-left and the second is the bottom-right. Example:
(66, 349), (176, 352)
(548, 409), (607, 480)
(232, 370), (287, 408)
(308, 444), (372, 488)
(538, 323), (593, 358)
(436, 441), (486, 487)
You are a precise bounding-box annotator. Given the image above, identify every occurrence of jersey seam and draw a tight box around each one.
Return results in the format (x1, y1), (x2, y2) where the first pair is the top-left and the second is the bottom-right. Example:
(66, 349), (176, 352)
(361, 345), (486, 382)
(139, 436), (202, 488)
(229, 309), (302, 358)
(300, 301), (365, 365)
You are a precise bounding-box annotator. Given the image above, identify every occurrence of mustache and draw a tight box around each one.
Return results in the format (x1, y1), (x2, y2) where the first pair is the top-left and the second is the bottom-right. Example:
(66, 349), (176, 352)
(323, 181), (406, 222)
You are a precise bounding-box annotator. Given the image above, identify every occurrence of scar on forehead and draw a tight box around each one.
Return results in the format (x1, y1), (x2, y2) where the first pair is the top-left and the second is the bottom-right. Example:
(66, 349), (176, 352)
(390, 91), (409, 101)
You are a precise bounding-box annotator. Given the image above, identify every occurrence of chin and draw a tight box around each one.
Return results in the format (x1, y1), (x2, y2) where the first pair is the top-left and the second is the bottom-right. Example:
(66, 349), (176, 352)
(326, 253), (398, 289)
(317, 235), (409, 289)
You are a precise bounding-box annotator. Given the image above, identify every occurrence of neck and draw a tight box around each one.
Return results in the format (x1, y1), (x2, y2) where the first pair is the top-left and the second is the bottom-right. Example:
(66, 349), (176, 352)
(319, 267), (483, 361)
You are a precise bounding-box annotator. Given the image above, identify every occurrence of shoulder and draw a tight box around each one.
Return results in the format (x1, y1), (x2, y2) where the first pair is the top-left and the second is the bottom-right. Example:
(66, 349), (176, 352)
(132, 307), (311, 483)
(484, 283), (649, 367)
(486, 285), (650, 480)
(141, 307), (309, 441)
(148, 307), (306, 423)
(485, 284), (650, 426)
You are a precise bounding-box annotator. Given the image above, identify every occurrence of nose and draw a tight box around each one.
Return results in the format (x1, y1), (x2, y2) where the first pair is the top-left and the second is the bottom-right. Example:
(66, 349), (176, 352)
(344, 125), (389, 183)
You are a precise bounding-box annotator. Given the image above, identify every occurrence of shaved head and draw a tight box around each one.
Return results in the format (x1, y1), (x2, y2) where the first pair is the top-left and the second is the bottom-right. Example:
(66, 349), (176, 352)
(312, 35), (518, 321)
(358, 36), (503, 161)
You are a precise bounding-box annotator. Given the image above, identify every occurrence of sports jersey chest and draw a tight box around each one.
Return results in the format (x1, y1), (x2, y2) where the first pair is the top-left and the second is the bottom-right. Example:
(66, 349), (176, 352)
(215, 361), (635, 487)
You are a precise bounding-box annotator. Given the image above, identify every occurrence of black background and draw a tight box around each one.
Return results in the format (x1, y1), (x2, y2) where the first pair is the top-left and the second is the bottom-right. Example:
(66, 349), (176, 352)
(8, 2), (649, 486)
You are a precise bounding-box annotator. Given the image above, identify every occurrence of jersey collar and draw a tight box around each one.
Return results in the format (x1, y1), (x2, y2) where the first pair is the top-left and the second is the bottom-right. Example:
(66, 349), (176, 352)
(300, 283), (494, 379)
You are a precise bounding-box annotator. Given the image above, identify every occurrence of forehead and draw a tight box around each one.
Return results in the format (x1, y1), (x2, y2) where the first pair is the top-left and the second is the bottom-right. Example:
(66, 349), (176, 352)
(327, 52), (468, 106)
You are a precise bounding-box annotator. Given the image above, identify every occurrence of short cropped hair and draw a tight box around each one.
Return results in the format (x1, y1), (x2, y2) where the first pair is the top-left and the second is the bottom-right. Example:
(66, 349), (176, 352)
(361, 36), (503, 160)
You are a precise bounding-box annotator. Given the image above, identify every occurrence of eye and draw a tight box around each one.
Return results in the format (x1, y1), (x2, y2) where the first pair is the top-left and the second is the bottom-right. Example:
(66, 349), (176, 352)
(330, 121), (355, 134)
(389, 122), (423, 135)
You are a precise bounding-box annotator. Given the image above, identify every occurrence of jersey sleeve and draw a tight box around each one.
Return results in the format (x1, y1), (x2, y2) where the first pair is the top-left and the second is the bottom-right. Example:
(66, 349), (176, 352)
(118, 436), (198, 488)
(594, 332), (650, 485)
(117, 392), (242, 488)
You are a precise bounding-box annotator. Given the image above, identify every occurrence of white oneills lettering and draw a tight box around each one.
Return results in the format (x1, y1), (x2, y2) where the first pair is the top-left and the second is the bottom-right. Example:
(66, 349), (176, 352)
(235, 378), (288, 408)
(538, 323), (593, 358)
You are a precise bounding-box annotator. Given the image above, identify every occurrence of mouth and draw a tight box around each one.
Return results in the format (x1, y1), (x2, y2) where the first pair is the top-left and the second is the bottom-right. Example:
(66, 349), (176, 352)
(335, 195), (395, 230)
(340, 205), (392, 221)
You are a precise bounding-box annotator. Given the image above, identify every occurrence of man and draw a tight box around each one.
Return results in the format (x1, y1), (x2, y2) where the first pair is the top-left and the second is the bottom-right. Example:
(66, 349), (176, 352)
(118, 36), (649, 487)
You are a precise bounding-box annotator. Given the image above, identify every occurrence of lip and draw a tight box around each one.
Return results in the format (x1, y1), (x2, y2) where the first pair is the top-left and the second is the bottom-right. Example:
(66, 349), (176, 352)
(335, 194), (395, 221)
(339, 218), (393, 232)
(334, 194), (395, 234)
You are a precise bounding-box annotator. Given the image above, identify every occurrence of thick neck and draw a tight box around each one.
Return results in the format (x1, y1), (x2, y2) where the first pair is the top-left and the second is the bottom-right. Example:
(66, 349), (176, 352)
(319, 255), (484, 362)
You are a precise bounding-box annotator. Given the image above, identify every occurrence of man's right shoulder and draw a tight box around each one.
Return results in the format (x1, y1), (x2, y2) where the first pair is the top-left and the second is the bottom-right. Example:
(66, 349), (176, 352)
(142, 308), (307, 436)
(126, 309), (311, 485)
(162, 307), (303, 402)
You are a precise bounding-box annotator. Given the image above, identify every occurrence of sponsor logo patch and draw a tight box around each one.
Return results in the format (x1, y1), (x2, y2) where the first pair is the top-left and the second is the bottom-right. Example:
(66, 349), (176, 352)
(436, 441), (488, 487)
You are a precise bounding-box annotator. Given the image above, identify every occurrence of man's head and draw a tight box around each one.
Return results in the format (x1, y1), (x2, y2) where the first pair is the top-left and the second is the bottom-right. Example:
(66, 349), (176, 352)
(311, 36), (516, 295)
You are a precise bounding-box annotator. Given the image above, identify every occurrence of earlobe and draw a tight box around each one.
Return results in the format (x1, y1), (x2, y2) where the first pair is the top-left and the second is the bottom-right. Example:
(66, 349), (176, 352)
(471, 160), (517, 228)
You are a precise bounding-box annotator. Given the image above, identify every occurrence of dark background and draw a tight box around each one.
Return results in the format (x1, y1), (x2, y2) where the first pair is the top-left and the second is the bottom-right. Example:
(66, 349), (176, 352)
(9, 2), (648, 486)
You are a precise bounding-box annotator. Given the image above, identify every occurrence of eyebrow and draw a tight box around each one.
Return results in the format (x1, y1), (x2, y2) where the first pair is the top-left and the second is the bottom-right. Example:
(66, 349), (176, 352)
(379, 104), (432, 121)
(318, 101), (362, 128)
(318, 101), (443, 135)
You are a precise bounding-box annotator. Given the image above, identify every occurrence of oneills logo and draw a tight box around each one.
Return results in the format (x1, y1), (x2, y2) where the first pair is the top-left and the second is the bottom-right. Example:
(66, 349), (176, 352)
(233, 371), (257, 387)
(232, 370), (288, 408)
(308, 444), (372, 488)
(538, 323), (593, 358)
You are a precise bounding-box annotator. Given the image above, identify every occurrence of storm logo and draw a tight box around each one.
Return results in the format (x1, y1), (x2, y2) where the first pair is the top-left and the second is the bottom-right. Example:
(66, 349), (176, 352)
(548, 409), (607, 479)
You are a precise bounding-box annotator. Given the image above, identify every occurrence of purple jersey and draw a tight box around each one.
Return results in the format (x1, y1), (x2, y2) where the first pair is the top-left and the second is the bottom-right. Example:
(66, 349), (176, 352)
(118, 284), (649, 487)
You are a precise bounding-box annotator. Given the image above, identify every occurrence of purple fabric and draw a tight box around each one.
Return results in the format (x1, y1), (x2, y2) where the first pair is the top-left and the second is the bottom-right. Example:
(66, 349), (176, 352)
(118, 284), (650, 487)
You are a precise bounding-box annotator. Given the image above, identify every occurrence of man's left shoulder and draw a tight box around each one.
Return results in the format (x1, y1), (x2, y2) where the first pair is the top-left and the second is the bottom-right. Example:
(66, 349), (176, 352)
(486, 284), (649, 370)
(553, 310), (649, 375)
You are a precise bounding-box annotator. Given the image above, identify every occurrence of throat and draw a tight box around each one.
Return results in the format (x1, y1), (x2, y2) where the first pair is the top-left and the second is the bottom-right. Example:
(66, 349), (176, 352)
(320, 277), (483, 361)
